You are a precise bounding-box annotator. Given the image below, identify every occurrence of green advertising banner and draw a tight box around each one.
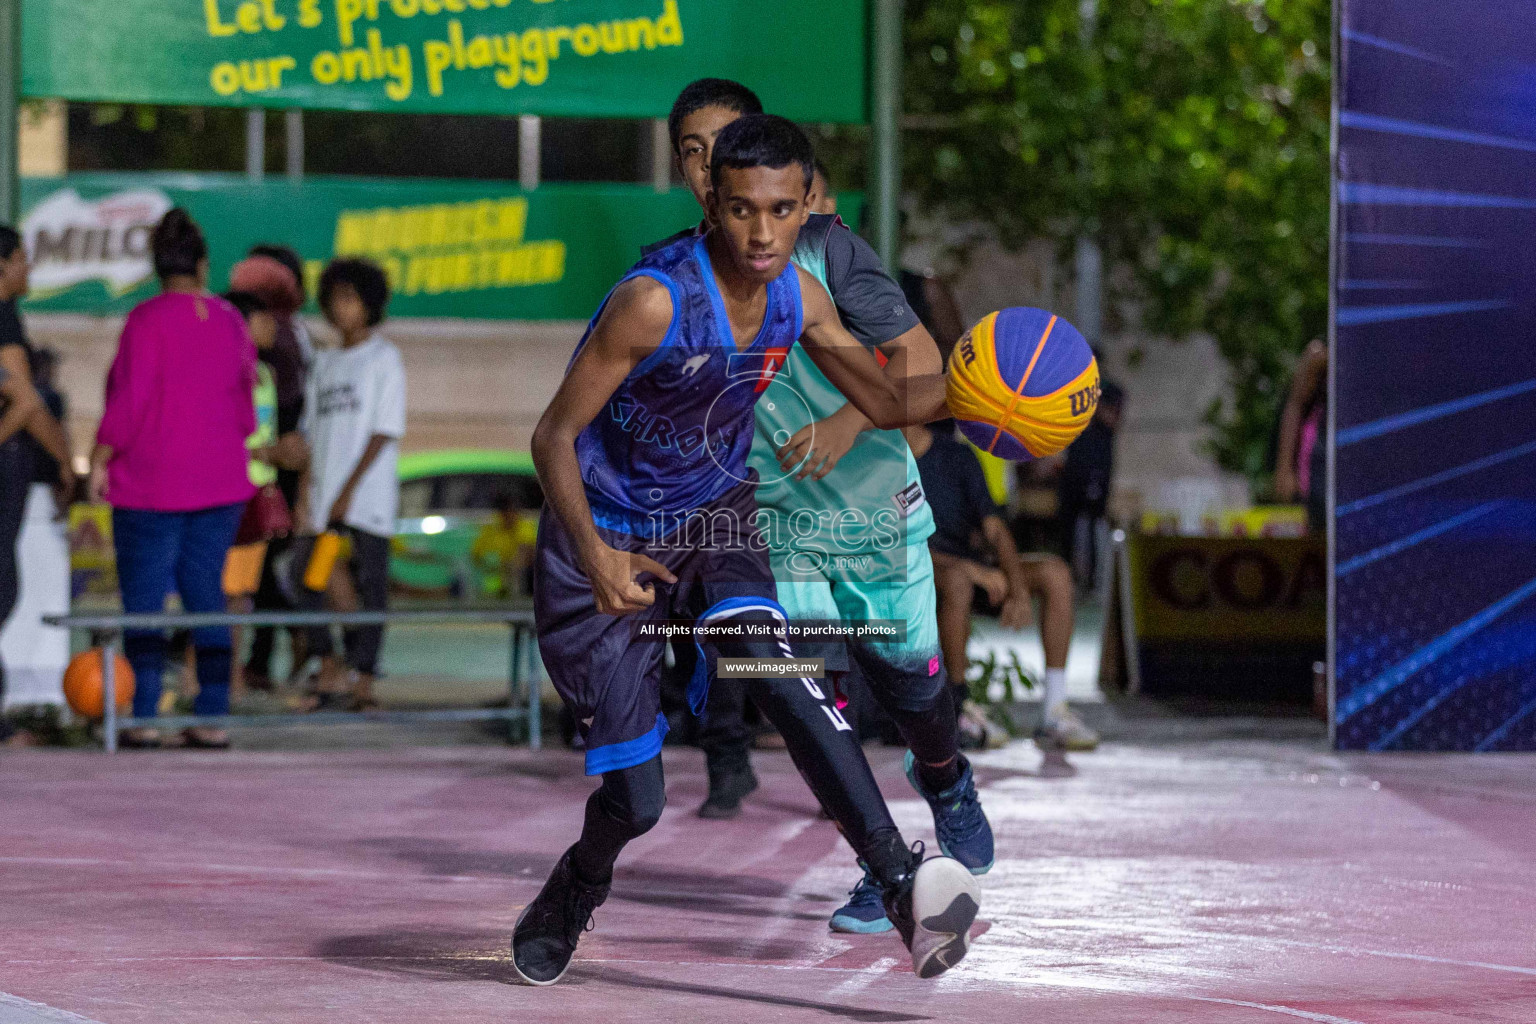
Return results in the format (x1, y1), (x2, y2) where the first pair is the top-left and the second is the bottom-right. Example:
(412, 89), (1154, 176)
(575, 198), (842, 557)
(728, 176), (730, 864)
(20, 0), (868, 122)
(17, 173), (863, 320)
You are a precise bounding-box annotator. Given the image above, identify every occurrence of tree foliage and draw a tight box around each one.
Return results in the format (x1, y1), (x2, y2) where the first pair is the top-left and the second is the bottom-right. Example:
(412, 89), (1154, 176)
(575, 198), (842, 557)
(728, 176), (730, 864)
(898, 0), (1330, 480)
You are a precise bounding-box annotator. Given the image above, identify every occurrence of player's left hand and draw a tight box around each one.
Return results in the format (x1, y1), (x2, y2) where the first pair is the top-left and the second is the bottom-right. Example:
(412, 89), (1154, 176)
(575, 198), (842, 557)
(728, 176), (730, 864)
(777, 413), (863, 481)
(998, 594), (1032, 631)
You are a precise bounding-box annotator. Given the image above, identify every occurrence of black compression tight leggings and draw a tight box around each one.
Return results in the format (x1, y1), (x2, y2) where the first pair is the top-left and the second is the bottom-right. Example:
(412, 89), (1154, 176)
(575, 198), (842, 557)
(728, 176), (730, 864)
(570, 612), (913, 887)
(882, 684), (960, 771)
(570, 755), (668, 884)
(844, 645), (963, 788)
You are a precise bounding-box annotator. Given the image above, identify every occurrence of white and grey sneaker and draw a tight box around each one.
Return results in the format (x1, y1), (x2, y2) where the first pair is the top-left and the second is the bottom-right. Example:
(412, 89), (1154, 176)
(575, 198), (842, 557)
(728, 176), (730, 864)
(957, 699), (1011, 750)
(884, 847), (982, 979)
(1035, 702), (1100, 751)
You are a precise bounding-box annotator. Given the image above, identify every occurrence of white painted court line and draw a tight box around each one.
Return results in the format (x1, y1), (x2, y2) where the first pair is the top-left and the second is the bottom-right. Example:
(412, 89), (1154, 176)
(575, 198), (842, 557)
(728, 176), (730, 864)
(1190, 997), (1369, 1024)
(0, 991), (109, 1024)
(0, 855), (504, 886)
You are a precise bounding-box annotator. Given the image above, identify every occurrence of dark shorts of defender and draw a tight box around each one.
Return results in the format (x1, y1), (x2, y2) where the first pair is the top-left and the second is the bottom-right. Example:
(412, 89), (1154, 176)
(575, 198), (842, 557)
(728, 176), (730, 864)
(535, 479), (779, 774)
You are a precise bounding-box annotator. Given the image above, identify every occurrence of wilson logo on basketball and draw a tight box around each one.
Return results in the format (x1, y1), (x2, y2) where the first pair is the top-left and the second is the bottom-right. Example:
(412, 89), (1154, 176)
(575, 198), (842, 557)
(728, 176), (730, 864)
(1069, 382), (1101, 418)
(956, 335), (977, 368)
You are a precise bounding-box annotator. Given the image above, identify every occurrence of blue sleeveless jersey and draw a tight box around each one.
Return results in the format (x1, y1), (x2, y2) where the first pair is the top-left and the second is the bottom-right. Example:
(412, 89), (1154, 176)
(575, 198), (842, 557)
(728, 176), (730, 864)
(572, 234), (803, 535)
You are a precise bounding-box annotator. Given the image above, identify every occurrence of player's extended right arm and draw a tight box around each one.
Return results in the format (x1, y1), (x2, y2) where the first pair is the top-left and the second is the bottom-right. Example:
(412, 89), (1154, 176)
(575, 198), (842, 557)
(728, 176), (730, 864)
(530, 277), (679, 615)
(796, 269), (949, 431)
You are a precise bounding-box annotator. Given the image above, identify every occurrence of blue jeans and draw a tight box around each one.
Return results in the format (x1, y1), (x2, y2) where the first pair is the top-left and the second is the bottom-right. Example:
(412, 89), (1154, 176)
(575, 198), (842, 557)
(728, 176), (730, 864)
(113, 503), (245, 719)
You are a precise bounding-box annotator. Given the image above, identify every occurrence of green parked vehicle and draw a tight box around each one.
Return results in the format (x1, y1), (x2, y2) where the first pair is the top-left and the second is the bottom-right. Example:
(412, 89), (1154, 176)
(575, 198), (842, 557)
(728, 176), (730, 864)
(391, 449), (543, 599)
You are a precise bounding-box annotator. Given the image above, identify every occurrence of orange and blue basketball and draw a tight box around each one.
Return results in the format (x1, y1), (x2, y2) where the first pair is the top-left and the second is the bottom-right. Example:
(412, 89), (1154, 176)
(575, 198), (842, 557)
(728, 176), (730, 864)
(945, 307), (1100, 461)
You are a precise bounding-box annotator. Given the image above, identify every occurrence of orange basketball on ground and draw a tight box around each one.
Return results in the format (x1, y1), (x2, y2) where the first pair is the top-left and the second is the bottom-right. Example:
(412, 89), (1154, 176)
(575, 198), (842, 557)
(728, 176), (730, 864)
(63, 649), (135, 719)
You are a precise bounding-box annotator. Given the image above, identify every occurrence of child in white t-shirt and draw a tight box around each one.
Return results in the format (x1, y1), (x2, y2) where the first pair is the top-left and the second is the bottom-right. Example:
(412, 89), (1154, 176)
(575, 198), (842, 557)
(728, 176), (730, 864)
(296, 258), (405, 709)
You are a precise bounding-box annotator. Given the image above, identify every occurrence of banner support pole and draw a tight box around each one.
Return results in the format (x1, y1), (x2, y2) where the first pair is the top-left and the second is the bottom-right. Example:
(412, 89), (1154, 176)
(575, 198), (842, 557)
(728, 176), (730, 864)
(0, 0), (19, 225)
(519, 115), (541, 192)
(245, 108), (264, 181)
(650, 118), (671, 194)
(869, 0), (903, 272)
(285, 109), (303, 182)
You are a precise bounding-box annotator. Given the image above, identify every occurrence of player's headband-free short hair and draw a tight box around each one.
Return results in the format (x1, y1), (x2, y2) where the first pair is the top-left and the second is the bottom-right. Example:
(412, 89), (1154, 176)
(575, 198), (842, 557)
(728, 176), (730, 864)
(709, 114), (815, 193)
(0, 225), (20, 261)
(667, 77), (762, 153)
(319, 257), (391, 327)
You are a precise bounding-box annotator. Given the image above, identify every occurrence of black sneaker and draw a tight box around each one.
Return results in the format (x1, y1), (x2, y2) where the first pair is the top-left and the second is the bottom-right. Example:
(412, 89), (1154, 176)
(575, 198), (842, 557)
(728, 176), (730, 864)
(882, 843), (981, 979)
(511, 846), (610, 986)
(697, 753), (758, 819)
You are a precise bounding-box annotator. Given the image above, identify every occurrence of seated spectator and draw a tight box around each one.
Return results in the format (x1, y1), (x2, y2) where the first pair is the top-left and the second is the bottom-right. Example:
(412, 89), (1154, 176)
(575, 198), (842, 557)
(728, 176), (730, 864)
(291, 258), (405, 711)
(89, 209), (256, 749)
(911, 421), (1098, 752)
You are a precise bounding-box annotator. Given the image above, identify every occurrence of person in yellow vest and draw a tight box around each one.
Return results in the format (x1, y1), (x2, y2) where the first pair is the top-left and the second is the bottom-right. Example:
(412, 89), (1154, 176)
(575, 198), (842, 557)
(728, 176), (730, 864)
(471, 491), (533, 600)
(222, 291), (290, 711)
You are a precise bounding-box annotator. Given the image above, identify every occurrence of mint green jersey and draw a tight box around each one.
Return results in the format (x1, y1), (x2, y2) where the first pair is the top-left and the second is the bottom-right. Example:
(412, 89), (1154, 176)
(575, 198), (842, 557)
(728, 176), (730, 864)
(748, 217), (934, 578)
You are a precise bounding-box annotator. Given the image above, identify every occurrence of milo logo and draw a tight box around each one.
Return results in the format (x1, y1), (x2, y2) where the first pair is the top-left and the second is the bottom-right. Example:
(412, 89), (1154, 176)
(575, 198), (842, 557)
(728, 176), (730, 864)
(23, 188), (173, 297)
(1069, 381), (1101, 417)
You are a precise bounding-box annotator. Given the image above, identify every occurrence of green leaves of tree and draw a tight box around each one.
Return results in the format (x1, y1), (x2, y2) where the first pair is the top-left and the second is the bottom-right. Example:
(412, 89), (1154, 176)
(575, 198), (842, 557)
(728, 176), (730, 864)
(902, 0), (1329, 480)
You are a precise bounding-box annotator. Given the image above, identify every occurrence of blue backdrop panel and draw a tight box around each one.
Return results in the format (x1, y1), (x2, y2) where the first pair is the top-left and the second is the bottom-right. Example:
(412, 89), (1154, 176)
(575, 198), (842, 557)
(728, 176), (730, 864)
(1334, 1), (1536, 750)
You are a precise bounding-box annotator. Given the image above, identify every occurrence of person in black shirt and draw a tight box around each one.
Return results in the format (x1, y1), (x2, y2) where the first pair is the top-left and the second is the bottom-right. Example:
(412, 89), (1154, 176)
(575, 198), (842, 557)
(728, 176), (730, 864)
(0, 226), (75, 745)
(28, 349), (71, 495)
(898, 267), (967, 364)
(912, 421), (1098, 751)
(1057, 377), (1125, 584)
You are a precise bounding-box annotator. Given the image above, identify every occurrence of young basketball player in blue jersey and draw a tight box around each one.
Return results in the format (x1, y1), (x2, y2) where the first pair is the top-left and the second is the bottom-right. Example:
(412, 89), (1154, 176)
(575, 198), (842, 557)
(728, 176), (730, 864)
(518, 115), (980, 985)
(656, 80), (994, 934)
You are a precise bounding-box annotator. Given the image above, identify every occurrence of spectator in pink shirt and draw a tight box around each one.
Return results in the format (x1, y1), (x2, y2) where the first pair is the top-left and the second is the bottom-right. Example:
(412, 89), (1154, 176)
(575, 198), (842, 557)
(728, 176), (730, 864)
(88, 209), (257, 749)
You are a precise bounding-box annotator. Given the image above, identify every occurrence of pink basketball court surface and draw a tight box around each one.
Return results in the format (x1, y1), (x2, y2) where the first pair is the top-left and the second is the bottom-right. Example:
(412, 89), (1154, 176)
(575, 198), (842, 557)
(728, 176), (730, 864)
(1, 736), (1532, 1023)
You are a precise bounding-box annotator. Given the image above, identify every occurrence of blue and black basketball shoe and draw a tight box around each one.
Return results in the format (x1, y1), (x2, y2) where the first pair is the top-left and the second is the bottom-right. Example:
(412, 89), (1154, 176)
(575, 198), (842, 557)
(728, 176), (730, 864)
(904, 750), (994, 875)
(829, 862), (896, 934)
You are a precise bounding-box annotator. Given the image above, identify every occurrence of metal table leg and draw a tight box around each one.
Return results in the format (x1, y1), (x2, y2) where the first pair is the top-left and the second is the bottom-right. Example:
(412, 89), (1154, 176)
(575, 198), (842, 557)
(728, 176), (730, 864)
(102, 639), (118, 754)
(522, 626), (540, 751)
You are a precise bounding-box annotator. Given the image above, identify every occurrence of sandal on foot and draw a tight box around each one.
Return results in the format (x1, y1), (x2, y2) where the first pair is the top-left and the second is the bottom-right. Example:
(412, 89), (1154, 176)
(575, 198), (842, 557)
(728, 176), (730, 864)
(118, 728), (163, 749)
(181, 727), (230, 750)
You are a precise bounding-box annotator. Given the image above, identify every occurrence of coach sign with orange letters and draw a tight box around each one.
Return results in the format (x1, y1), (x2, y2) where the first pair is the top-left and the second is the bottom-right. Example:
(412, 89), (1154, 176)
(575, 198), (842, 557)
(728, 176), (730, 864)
(19, 0), (866, 121)
(1130, 536), (1326, 643)
(1124, 534), (1325, 703)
